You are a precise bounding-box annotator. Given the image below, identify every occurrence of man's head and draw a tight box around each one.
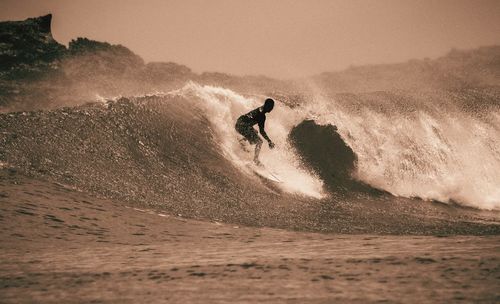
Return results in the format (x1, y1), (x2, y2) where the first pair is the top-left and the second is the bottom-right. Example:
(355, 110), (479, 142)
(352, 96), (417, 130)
(263, 98), (274, 113)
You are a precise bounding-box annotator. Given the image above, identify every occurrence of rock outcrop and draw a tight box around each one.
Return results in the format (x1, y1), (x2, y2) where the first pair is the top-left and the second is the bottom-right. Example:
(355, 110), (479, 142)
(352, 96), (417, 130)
(0, 14), (66, 79)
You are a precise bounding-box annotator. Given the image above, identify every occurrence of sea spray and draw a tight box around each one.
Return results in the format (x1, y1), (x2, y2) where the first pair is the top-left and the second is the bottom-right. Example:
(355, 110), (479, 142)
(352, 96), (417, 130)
(304, 90), (500, 210)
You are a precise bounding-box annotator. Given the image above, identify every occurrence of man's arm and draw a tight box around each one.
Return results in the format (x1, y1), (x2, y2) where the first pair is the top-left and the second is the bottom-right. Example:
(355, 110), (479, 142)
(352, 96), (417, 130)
(258, 120), (270, 141)
(258, 120), (275, 148)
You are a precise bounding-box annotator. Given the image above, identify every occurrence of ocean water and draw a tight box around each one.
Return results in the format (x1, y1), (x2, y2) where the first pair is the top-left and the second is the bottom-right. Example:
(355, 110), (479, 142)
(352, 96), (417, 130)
(1, 82), (499, 234)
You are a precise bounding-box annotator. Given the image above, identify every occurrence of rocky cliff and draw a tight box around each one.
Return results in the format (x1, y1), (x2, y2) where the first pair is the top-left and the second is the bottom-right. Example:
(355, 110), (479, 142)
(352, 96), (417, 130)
(0, 14), (65, 79)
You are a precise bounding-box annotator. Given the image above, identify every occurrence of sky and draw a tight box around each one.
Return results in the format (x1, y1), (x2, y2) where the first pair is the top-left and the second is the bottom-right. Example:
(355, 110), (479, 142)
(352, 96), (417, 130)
(1, 0), (500, 78)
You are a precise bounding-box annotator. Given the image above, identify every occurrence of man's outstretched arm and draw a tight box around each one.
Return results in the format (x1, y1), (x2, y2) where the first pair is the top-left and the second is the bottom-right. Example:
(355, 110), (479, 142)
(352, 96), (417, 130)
(258, 121), (275, 148)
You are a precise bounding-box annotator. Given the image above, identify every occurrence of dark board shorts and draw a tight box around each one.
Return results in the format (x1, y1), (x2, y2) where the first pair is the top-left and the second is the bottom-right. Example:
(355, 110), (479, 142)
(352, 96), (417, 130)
(235, 117), (260, 144)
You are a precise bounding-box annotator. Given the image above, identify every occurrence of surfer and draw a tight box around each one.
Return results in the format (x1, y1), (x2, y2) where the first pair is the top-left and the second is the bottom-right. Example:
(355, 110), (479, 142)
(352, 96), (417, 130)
(235, 98), (275, 166)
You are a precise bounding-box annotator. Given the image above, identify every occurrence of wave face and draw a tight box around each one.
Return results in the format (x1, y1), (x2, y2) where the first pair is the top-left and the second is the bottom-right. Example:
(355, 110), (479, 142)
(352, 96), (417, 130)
(1, 92), (302, 228)
(304, 89), (500, 210)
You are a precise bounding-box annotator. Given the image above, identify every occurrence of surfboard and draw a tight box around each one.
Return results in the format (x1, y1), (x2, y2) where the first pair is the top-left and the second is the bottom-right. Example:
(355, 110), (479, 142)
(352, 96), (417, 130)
(246, 162), (282, 183)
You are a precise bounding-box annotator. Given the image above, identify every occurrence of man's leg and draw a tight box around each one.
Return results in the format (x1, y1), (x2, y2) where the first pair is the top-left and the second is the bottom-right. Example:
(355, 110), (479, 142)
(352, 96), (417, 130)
(238, 137), (250, 152)
(236, 124), (252, 152)
(254, 137), (263, 165)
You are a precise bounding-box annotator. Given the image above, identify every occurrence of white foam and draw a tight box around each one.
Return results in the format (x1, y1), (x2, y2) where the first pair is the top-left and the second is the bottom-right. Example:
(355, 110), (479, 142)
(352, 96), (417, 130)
(306, 90), (500, 210)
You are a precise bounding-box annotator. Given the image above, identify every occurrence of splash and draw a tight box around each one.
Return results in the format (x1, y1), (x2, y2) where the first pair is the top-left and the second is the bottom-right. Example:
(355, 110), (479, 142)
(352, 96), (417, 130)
(305, 90), (500, 210)
(169, 82), (324, 198)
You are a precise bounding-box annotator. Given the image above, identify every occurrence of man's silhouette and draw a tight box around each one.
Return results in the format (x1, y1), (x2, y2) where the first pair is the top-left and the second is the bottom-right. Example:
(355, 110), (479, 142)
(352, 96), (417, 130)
(235, 98), (275, 166)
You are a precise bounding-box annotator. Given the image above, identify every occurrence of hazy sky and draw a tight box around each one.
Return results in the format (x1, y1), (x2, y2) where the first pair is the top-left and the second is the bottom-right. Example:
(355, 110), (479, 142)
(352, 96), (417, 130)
(1, 0), (499, 78)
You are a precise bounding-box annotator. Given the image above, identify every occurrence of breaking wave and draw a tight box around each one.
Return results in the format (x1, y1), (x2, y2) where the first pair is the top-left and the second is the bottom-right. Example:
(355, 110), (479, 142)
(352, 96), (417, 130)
(1, 80), (499, 237)
(303, 88), (500, 210)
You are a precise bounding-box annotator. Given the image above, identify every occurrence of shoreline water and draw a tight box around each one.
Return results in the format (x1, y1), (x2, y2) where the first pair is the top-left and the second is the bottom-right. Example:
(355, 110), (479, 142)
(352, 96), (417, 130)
(1, 171), (499, 303)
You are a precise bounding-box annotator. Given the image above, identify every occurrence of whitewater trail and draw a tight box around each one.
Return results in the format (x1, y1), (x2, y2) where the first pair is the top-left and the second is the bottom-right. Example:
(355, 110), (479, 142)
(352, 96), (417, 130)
(168, 82), (325, 199)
